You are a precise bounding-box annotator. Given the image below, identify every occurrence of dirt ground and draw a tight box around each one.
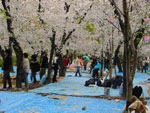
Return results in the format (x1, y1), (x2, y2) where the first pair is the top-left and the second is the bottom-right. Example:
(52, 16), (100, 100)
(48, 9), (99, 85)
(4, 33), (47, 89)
(0, 74), (64, 92)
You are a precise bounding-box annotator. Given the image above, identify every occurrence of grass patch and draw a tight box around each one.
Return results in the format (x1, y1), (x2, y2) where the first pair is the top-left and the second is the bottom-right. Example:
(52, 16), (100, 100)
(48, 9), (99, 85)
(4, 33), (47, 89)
(0, 59), (3, 67)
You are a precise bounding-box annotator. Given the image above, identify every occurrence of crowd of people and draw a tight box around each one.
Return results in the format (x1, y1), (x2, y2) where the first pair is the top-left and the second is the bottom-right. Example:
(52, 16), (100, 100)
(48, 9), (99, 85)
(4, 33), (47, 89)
(1, 50), (59, 89)
(1, 48), (150, 89)
(73, 56), (102, 79)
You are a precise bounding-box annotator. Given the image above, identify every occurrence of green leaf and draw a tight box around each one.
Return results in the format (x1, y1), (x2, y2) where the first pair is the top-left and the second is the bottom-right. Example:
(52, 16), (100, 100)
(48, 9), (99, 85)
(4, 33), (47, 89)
(84, 23), (96, 34)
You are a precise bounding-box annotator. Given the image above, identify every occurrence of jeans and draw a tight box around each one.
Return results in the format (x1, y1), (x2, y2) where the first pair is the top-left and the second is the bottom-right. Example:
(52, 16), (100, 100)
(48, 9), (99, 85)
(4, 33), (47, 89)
(92, 69), (99, 79)
(3, 70), (12, 88)
(53, 69), (58, 82)
(24, 72), (28, 88)
(31, 71), (37, 83)
(75, 66), (81, 76)
(142, 66), (148, 73)
(84, 65), (87, 71)
(40, 68), (46, 79)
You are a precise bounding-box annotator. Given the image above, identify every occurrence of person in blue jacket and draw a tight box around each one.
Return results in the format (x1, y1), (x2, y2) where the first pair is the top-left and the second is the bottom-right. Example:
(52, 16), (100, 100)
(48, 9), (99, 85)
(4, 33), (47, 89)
(92, 57), (101, 79)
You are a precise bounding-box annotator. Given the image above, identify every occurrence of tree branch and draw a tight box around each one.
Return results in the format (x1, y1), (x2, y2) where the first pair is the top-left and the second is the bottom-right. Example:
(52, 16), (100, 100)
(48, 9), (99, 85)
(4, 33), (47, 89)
(37, 0), (45, 24)
(104, 18), (122, 32)
(134, 23), (145, 49)
(63, 29), (75, 45)
(109, 0), (125, 33)
(64, 2), (71, 13)
(78, 4), (93, 24)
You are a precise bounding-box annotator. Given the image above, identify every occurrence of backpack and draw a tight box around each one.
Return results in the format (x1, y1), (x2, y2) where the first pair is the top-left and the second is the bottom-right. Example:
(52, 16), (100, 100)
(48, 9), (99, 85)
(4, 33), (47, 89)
(97, 79), (101, 86)
(85, 79), (95, 86)
(103, 79), (112, 87)
(132, 86), (143, 98)
(94, 62), (101, 69)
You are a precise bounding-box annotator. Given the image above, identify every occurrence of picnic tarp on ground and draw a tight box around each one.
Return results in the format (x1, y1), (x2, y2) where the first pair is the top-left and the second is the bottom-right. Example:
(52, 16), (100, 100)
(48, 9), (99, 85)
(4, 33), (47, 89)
(0, 91), (125, 113)
(1, 67), (150, 97)
(32, 72), (150, 97)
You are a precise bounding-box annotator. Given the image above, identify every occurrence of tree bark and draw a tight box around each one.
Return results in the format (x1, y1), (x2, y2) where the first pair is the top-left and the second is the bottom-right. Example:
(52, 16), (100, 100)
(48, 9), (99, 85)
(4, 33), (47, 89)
(9, 39), (14, 73)
(2, 0), (23, 88)
(0, 46), (5, 60)
(47, 29), (56, 83)
(114, 41), (123, 72)
(58, 54), (66, 77)
(13, 40), (23, 88)
(109, 1), (144, 110)
(56, 29), (76, 77)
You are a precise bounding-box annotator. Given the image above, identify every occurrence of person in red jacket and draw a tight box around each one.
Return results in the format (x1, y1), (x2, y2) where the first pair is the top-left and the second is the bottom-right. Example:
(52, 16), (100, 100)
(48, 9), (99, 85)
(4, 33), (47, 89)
(63, 55), (68, 74)
(64, 55), (68, 67)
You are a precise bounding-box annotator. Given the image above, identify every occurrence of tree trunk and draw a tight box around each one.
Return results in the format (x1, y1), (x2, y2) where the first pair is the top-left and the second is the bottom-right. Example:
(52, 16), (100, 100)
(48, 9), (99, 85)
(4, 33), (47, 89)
(116, 56), (122, 72)
(9, 39), (14, 73)
(13, 44), (23, 88)
(114, 41), (123, 72)
(123, 0), (133, 109)
(0, 46), (5, 60)
(109, 54), (113, 80)
(123, 45), (127, 98)
(47, 29), (56, 83)
(55, 29), (75, 77)
(109, 1), (144, 111)
(2, 0), (23, 88)
(58, 54), (66, 77)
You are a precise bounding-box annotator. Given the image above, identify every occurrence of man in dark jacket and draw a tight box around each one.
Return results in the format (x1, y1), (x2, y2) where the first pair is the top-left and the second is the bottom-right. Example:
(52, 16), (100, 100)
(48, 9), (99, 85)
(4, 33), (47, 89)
(2, 49), (12, 89)
(40, 52), (48, 79)
(30, 54), (40, 83)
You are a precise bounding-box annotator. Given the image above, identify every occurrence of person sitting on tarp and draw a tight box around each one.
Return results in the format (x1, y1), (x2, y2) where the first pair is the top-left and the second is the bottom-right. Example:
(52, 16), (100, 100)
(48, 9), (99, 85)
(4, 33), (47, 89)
(122, 96), (147, 113)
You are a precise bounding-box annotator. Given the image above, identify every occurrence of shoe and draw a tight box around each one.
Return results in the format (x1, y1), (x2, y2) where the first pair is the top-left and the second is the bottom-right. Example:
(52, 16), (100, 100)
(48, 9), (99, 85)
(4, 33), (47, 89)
(8, 87), (12, 89)
(79, 75), (82, 77)
(3, 88), (7, 90)
(52, 80), (57, 83)
(75, 75), (77, 77)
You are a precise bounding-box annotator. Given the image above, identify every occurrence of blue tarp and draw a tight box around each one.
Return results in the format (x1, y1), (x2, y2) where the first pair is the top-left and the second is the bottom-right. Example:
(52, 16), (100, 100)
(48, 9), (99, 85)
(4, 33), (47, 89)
(0, 91), (125, 113)
(32, 72), (121, 96)
(1, 67), (150, 97)
(32, 72), (150, 97)
(1, 67), (150, 112)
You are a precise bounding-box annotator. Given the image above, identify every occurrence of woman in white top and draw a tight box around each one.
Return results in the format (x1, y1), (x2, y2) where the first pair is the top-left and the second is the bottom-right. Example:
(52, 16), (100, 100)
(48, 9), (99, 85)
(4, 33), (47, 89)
(75, 56), (82, 77)
(23, 53), (30, 88)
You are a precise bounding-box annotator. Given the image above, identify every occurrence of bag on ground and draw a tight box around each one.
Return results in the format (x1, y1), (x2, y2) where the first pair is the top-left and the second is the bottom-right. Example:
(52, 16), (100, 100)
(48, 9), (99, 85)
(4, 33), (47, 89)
(97, 79), (101, 86)
(103, 79), (112, 87)
(40, 74), (47, 84)
(85, 79), (95, 86)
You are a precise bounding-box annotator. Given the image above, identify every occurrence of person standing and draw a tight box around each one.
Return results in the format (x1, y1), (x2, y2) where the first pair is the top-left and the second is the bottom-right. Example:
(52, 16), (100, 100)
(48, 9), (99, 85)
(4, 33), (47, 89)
(75, 56), (82, 77)
(83, 58), (88, 71)
(63, 55), (68, 74)
(92, 58), (101, 79)
(30, 54), (40, 83)
(40, 52), (48, 79)
(52, 54), (59, 82)
(2, 49), (12, 89)
(23, 53), (30, 88)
